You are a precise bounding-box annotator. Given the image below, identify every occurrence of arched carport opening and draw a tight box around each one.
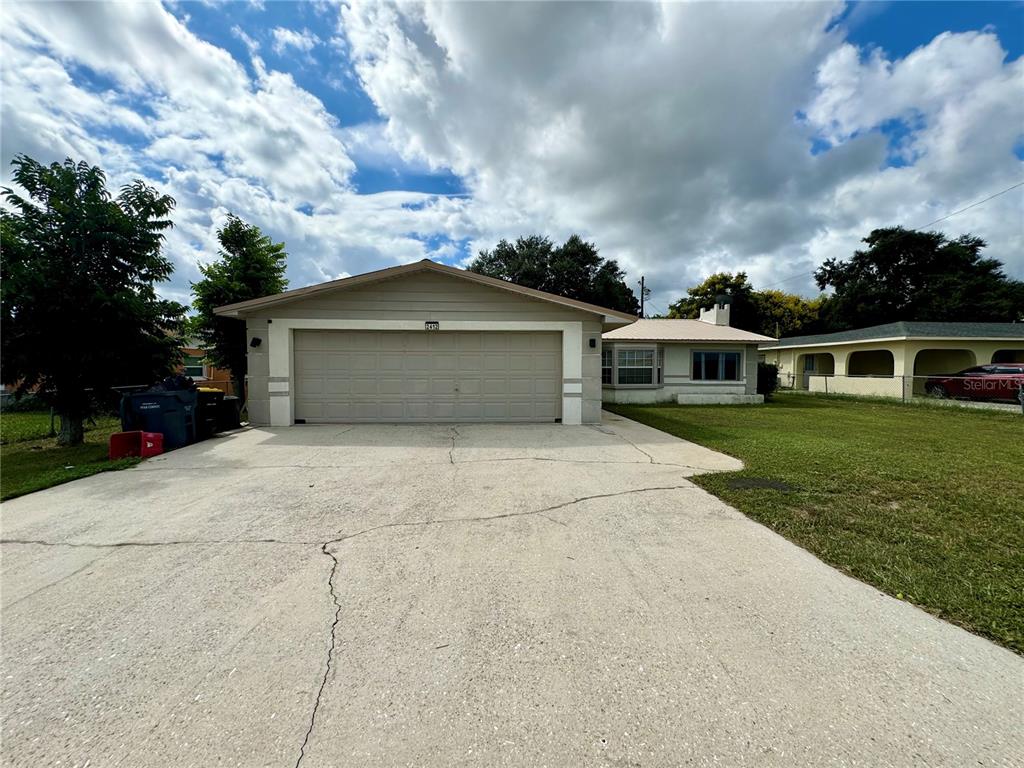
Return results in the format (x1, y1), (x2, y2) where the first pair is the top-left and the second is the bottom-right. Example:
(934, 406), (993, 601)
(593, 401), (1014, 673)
(992, 349), (1024, 363)
(794, 352), (835, 389)
(912, 349), (976, 394)
(847, 349), (894, 377)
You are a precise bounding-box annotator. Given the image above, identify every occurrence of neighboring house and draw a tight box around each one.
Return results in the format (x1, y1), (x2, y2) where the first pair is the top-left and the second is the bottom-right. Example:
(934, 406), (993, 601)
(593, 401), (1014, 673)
(760, 322), (1024, 398)
(179, 342), (237, 396)
(213, 259), (636, 426)
(601, 300), (775, 404)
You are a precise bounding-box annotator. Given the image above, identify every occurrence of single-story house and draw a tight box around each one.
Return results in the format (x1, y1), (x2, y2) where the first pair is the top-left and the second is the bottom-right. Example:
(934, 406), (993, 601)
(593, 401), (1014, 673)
(601, 301), (775, 405)
(759, 321), (1024, 398)
(214, 259), (636, 426)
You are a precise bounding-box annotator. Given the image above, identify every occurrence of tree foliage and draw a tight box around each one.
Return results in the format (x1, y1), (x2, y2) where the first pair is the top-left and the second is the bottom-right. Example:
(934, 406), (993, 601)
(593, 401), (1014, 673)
(753, 289), (827, 338)
(815, 227), (1024, 329)
(667, 273), (823, 337)
(467, 234), (640, 315)
(667, 272), (759, 330)
(1, 155), (185, 445)
(189, 214), (288, 397)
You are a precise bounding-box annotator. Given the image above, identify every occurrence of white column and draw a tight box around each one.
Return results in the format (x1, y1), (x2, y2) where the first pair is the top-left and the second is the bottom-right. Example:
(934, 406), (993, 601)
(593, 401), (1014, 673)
(268, 321), (292, 427)
(561, 323), (583, 425)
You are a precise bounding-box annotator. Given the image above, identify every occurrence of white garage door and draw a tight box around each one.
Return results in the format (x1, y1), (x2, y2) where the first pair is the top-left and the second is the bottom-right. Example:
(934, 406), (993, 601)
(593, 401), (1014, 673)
(293, 330), (562, 423)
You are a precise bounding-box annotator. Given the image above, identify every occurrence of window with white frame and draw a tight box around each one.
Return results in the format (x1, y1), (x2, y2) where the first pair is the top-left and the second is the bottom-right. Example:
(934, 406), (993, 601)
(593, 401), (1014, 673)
(183, 354), (206, 379)
(601, 348), (613, 385)
(692, 351), (742, 381)
(617, 348), (655, 385)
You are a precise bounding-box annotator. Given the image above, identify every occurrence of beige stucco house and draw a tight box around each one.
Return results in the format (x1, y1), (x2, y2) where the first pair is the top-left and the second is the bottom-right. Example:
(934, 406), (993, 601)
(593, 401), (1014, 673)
(601, 301), (775, 404)
(760, 321), (1024, 398)
(214, 259), (636, 426)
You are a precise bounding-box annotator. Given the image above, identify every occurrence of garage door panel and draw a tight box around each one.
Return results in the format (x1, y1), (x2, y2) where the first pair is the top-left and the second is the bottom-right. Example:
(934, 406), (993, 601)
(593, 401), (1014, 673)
(483, 402), (509, 419)
(431, 334), (458, 351)
(293, 330), (561, 423)
(379, 377), (404, 395)
(508, 378), (533, 395)
(379, 354), (404, 371)
(457, 354), (483, 372)
(405, 354), (432, 372)
(351, 378), (379, 396)
(296, 376), (324, 395)
(351, 353), (378, 371)
(378, 402), (406, 420)
(405, 378), (430, 395)
(431, 401), (456, 419)
(457, 334), (484, 351)
(509, 354), (535, 372)
(483, 354), (509, 371)
(458, 378), (482, 395)
(535, 377), (559, 396)
(324, 377), (352, 395)
(432, 354), (457, 371)
(483, 378), (508, 395)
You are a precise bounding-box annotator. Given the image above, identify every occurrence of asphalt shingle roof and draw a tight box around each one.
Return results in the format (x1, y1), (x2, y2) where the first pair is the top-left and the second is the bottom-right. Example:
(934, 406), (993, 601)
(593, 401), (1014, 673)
(764, 321), (1024, 348)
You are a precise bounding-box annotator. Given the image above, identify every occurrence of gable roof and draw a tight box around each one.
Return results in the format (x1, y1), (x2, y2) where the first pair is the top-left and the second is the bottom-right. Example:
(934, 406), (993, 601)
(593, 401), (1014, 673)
(213, 259), (638, 323)
(603, 319), (775, 343)
(762, 321), (1024, 349)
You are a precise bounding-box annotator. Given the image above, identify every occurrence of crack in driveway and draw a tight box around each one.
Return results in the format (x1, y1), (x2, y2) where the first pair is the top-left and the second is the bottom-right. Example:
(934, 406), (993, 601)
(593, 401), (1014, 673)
(293, 482), (695, 766)
(0, 537), (319, 548)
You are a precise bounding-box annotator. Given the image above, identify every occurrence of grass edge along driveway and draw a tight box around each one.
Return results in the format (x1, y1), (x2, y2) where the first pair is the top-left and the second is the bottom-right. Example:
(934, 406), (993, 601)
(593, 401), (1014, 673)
(0, 412), (137, 501)
(606, 393), (1024, 654)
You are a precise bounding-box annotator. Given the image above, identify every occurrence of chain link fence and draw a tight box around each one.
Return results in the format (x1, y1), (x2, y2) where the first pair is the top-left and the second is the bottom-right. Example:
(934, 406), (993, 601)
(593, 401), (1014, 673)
(779, 372), (1024, 411)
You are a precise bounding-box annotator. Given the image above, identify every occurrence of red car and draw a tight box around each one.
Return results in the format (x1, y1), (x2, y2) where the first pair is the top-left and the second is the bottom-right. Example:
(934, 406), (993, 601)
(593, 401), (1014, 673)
(925, 363), (1024, 402)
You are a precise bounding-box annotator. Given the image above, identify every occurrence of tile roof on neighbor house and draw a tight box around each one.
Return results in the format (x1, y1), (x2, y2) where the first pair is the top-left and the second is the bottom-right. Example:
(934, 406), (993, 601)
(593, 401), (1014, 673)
(761, 321), (1024, 349)
(603, 319), (776, 343)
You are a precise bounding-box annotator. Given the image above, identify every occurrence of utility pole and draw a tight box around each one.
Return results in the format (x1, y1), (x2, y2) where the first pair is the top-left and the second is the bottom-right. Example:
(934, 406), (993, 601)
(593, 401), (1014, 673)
(637, 276), (651, 318)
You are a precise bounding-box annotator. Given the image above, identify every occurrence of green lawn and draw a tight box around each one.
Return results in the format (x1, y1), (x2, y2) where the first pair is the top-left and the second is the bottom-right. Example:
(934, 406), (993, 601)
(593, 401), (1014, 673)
(0, 412), (138, 501)
(607, 393), (1024, 653)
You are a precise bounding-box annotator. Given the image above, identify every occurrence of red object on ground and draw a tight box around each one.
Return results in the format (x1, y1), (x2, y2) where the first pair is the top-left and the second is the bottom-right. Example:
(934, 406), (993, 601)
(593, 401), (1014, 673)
(109, 431), (164, 460)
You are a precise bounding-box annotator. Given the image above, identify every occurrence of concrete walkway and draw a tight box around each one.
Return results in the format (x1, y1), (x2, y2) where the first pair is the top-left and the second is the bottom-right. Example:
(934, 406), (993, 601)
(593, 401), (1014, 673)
(1, 415), (1020, 767)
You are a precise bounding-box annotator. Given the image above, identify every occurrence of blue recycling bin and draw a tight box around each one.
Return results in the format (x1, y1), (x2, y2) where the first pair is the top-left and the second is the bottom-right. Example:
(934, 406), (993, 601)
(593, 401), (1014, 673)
(120, 389), (198, 451)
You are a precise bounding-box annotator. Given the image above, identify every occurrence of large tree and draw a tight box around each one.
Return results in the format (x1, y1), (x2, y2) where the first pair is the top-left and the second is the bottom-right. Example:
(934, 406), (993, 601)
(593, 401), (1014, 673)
(467, 234), (640, 315)
(667, 272), (823, 337)
(189, 214), (288, 399)
(815, 227), (1024, 330)
(1, 156), (185, 445)
(667, 272), (760, 330)
(752, 290), (826, 338)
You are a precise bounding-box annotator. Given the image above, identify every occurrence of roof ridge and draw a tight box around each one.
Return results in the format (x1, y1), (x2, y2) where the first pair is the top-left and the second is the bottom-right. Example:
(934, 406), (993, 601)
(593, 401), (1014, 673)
(214, 258), (637, 321)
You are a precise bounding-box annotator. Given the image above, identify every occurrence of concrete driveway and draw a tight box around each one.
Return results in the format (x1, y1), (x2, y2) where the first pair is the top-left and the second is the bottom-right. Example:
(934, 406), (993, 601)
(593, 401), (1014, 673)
(1, 415), (1021, 767)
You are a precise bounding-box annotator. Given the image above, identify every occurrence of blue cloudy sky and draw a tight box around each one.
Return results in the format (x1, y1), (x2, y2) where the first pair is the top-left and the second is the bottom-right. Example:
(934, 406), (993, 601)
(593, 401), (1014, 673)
(2, 1), (1022, 315)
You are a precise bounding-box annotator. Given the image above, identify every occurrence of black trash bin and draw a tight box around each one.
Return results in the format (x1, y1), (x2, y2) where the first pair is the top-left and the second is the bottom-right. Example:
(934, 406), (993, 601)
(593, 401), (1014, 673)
(217, 395), (242, 431)
(120, 389), (198, 451)
(195, 388), (225, 440)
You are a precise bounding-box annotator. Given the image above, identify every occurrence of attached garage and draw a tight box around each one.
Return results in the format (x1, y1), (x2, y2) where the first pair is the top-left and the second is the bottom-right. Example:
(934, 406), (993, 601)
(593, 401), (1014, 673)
(293, 330), (561, 423)
(215, 260), (635, 426)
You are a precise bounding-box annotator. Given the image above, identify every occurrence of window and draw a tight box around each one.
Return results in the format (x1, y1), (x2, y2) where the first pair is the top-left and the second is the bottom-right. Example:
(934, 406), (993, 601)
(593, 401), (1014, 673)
(617, 348), (655, 385)
(693, 351), (742, 381)
(183, 354), (206, 379)
(602, 348), (613, 385)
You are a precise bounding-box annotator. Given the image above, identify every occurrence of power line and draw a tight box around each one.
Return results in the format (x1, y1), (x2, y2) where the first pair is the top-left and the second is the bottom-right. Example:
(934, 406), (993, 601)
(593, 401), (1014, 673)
(911, 180), (1023, 231)
(757, 179), (1024, 291)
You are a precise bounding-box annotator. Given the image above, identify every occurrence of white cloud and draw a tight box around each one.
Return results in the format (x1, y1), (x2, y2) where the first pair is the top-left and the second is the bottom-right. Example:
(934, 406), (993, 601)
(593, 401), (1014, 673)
(1, 1), (472, 307)
(2, 0), (1020, 319)
(271, 26), (320, 56)
(340, 1), (1024, 309)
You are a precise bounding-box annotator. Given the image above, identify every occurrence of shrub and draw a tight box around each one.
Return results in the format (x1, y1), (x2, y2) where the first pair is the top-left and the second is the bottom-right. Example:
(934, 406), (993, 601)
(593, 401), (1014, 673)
(757, 362), (779, 400)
